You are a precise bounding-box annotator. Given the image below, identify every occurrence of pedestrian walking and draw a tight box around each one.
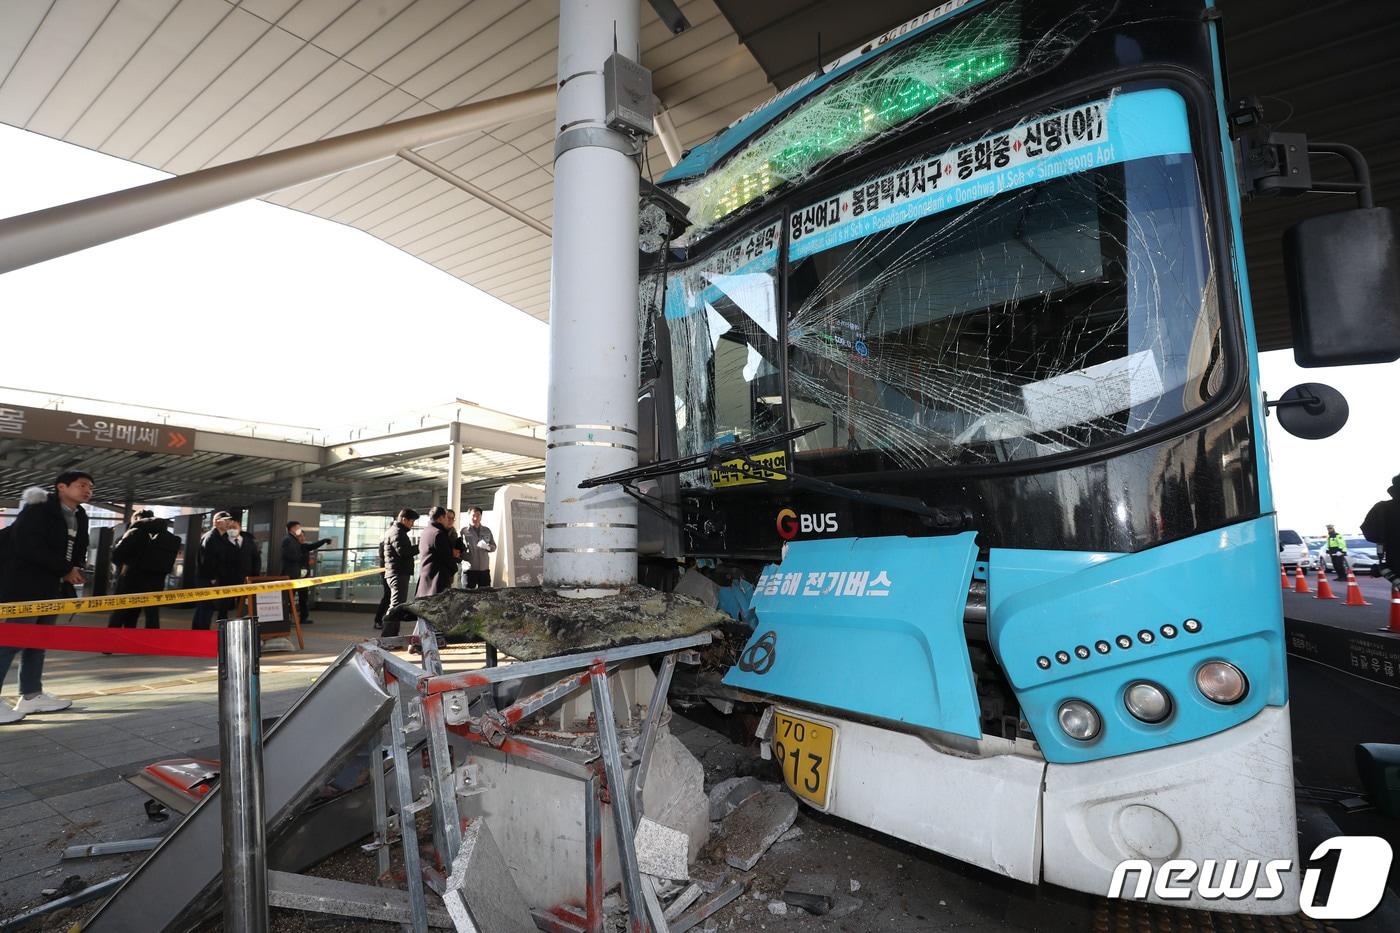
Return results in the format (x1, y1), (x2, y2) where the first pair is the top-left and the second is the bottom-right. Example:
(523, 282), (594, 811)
(0, 470), (93, 723)
(107, 510), (181, 629)
(280, 521), (332, 625)
(1362, 474), (1400, 586)
(377, 509), (418, 637)
(416, 506), (458, 599)
(462, 506), (496, 589)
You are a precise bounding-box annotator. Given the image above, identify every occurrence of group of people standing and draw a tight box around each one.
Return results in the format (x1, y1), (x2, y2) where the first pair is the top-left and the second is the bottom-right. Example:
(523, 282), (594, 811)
(374, 504), (495, 637)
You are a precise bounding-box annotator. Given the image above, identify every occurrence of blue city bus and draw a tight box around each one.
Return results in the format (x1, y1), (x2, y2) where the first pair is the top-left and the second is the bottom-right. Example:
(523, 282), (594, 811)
(623, 0), (1399, 914)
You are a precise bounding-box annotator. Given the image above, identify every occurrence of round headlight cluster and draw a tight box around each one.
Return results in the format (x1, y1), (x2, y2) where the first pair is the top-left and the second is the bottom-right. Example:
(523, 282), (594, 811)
(1057, 700), (1101, 741)
(1124, 682), (1172, 723)
(1196, 661), (1248, 704)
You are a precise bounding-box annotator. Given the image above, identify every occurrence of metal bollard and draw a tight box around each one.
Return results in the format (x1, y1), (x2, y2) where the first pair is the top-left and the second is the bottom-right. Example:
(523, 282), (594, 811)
(218, 617), (268, 933)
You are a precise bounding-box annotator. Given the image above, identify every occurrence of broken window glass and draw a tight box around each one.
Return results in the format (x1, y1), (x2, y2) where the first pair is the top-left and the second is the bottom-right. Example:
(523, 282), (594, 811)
(785, 88), (1222, 472)
(661, 222), (785, 486)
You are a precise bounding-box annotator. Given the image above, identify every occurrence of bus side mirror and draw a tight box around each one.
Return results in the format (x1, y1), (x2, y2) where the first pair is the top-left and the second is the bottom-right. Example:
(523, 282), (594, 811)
(1284, 206), (1400, 367)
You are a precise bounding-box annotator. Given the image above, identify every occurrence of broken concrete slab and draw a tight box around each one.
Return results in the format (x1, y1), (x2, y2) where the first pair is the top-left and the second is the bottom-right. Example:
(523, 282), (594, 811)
(776, 826), (803, 844)
(644, 730), (710, 863)
(707, 775), (763, 821)
(718, 789), (797, 872)
(443, 819), (536, 933)
(782, 873), (836, 915)
(406, 586), (726, 660)
(635, 817), (690, 882)
(669, 880), (744, 933)
(766, 900), (788, 916)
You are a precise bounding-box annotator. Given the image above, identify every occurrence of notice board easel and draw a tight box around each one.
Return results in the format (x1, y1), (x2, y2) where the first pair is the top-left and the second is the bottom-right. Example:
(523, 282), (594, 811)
(239, 575), (304, 650)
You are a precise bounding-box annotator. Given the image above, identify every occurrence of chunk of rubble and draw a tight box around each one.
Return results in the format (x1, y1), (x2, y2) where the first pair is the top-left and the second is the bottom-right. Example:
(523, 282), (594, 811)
(766, 900), (788, 916)
(664, 882), (705, 921)
(688, 860), (731, 893)
(636, 817), (690, 881)
(829, 895), (864, 919)
(405, 585), (726, 660)
(707, 775), (763, 820)
(782, 874), (836, 915)
(717, 789), (798, 871)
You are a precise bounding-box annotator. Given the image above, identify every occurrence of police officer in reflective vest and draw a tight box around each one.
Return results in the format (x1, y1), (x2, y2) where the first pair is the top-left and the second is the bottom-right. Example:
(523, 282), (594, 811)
(1324, 524), (1349, 581)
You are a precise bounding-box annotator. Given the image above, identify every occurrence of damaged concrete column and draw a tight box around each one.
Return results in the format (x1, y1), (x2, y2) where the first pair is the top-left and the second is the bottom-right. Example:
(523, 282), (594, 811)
(544, 0), (643, 592)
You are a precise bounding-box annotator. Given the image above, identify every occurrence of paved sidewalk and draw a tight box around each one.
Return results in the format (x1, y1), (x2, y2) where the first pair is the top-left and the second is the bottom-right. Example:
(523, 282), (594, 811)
(0, 610), (488, 918)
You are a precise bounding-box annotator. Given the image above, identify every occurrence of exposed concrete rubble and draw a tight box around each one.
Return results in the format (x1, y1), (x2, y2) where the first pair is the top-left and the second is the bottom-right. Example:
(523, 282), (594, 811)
(782, 872), (837, 915)
(635, 817), (690, 882)
(712, 789), (798, 871)
(707, 775), (763, 820)
(405, 585), (727, 660)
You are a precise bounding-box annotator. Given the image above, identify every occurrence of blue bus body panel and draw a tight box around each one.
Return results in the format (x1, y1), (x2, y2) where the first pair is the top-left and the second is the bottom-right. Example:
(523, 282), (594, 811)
(987, 516), (1287, 763)
(722, 534), (984, 738)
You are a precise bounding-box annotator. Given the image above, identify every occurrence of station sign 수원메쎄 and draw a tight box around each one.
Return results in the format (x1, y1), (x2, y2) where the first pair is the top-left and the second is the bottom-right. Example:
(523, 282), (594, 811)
(0, 404), (195, 456)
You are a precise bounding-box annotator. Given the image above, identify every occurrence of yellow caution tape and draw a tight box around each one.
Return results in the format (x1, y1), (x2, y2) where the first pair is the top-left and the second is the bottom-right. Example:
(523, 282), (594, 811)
(0, 568), (386, 619)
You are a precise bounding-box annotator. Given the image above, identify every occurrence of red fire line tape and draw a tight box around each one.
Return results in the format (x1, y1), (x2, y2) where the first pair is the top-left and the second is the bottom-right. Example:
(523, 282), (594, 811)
(0, 623), (218, 658)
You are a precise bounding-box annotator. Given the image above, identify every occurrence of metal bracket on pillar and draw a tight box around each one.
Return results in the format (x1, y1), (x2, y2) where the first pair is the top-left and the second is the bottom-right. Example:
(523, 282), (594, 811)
(554, 126), (644, 163)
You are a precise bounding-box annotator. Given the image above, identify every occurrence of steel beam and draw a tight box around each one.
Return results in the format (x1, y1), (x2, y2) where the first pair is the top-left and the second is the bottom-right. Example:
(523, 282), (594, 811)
(0, 86), (554, 274)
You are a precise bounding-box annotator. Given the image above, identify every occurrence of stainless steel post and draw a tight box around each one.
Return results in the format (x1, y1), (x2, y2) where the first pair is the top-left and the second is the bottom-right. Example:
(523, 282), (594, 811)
(218, 617), (268, 933)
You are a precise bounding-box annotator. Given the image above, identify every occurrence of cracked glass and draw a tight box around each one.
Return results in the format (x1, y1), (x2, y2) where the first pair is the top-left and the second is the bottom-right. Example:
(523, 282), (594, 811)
(785, 88), (1223, 472)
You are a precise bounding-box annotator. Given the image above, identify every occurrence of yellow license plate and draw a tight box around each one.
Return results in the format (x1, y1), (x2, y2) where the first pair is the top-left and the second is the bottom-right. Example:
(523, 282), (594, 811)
(772, 710), (836, 809)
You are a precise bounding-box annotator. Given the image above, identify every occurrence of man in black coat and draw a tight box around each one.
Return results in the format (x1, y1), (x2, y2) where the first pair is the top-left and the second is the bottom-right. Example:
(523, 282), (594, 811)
(0, 470), (92, 722)
(191, 512), (233, 631)
(1362, 473), (1400, 586)
(377, 508), (419, 637)
(280, 521), (332, 625)
(416, 506), (458, 600)
(107, 510), (181, 629)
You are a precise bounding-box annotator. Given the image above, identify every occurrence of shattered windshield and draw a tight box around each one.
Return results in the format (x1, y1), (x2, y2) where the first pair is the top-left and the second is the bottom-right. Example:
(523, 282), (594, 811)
(785, 88), (1223, 470)
(660, 221), (784, 483)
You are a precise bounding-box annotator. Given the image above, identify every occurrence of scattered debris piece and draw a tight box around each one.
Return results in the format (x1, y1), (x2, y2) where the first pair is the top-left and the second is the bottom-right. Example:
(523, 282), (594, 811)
(716, 789), (797, 871)
(636, 817), (691, 881)
(776, 826), (803, 844)
(406, 585), (726, 660)
(42, 876), (85, 900)
(849, 878), (861, 893)
(688, 860), (731, 893)
(664, 882), (705, 921)
(442, 819), (536, 933)
(670, 880), (744, 933)
(829, 895), (864, 919)
(782, 873), (836, 916)
(766, 900), (788, 916)
(707, 775), (763, 820)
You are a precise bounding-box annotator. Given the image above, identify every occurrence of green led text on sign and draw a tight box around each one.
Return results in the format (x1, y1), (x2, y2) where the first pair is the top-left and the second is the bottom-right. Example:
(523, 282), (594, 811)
(676, 5), (1021, 233)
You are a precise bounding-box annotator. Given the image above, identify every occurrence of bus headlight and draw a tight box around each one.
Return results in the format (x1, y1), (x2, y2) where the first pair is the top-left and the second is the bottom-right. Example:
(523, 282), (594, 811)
(1196, 661), (1248, 704)
(1057, 700), (1101, 741)
(1124, 682), (1172, 723)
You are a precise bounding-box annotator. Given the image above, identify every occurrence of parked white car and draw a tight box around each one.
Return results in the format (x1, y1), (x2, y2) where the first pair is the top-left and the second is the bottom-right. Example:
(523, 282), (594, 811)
(1315, 537), (1382, 577)
(1278, 529), (1310, 573)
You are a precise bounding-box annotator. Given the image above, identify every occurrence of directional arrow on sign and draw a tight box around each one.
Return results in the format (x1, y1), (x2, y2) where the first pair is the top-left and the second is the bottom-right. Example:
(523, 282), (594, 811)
(167, 431), (188, 449)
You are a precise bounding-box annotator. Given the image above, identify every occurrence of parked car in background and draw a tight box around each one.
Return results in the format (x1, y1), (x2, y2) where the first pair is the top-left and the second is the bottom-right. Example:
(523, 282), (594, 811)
(1279, 529), (1310, 573)
(1315, 538), (1382, 577)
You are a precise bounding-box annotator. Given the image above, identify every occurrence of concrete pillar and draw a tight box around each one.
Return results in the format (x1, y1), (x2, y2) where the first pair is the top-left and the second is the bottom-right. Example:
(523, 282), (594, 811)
(447, 423), (463, 515)
(290, 475), (303, 501)
(544, 0), (642, 592)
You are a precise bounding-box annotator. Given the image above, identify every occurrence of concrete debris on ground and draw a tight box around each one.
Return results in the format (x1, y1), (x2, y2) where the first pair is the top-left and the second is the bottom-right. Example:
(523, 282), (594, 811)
(404, 585), (726, 660)
(707, 775), (763, 820)
(711, 788), (798, 871)
(782, 872), (836, 915)
(635, 817), (690, 881)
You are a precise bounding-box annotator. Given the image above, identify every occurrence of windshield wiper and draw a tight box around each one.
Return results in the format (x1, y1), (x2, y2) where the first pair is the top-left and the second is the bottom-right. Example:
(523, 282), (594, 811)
(579, 423), (972, 531)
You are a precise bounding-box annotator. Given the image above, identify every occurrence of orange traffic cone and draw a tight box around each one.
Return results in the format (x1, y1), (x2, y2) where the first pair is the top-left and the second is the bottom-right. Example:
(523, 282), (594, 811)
(1281, 566), (1291, 589)
(1384, 586), (1400, 634)
(1343, 566), (1370, 606)
(1314, 563), (1337, 600)
(1294, 565), (1311, 594)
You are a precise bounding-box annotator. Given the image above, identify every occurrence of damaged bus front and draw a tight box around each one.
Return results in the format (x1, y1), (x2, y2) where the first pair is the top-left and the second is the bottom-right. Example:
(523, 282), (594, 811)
(629, 0), (1400, 914)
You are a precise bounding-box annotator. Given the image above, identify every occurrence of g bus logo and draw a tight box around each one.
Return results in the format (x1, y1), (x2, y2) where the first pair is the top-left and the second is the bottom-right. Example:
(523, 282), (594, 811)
(775, 509), (839, 540)
(1108, 836), (1392, 920)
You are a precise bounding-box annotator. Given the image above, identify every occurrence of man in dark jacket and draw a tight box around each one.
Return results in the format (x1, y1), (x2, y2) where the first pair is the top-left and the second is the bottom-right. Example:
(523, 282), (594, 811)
(377, 508), (419, 637)
(0, 470), (92, 723)
(416, 506), (458, 599)
(1362, 474), (1400, 586)
(107, 510), (181, 629)
(191, 511), (233, 631)
(280, 521), (332, 625)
